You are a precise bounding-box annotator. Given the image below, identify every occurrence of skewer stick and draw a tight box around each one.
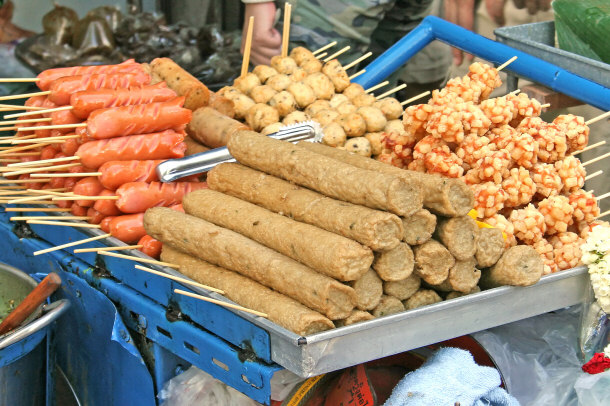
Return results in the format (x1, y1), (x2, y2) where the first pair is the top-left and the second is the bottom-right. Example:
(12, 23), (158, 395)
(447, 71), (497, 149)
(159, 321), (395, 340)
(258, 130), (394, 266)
(364, 80), (389, 94)
(134, 265), (224, 294)
(26, 220), (101, 228)
(0, 135), (38, 144)
(11, 216), (90, 221)
(312, 41), (337, 56)
(0, 91), (50, 101)
(574, 141), (607, 155)
(27, 188), (70, 196)
(98, 250), (180, 268)
(323, 46), (350, 63)
(0, 78), (40, 83)
(4, 163), (81, 177)
(4, 105), (73, 119)
(31, 172), (100, 178)
(11, 134), (79, 144)
(376, 83), (407, 100)
(7, 155), (80, 168)
(0, 126), (18, 131)
(344, 52), (373, 70)
(314, 52), (328, 60)
(75, 245), (143, 254)
(0, 152), (41, 157)
(0, 185), (26, 190)
(585, 111), (610, 126)
(496, 56), (517, 72)
(33, 233), (110, 256)
(5, 207), (70, 212)
(0, 118), (51, 125)
(281, 3), (292, 58)
(508, 89), (521, 96)
(540, 103), (551, 109)
(582, 151), (610, 167)
(348, 69), (365, 80)
(175, 289), (268, 318)
(0, 104), (48, 111)
(0, 190), (29, 196)
(0, 143), (51, 155)
(0, 159), (20, 163)
(241, 16), (255, 78)
(585, 170), (603, 181)
(0, 178), (50, 184)
(0, 200), (55, 204)
(401, 90), (431, 106)
(8, 194), (56, 204)
(17, 123), (86, 132)
(52, 194), (115, 201)
(595, 191), (610, 202)
(597, 209), (610, 219)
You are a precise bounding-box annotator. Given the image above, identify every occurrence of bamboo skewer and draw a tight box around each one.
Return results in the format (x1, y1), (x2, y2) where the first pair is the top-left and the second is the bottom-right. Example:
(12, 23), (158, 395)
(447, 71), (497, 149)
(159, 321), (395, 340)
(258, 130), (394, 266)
(7, 156), (80, 168)
(52, 194), (115, 201)
(0, 78), (40, 83)
(0, 152), (41, 157)
(31, 172), (100, 178)
(0, 159), (20, 163)
(0, 143), (51, 155)
(0, 126), (18, 131)
(314, 52), (327, 60)
(4, 163), (81, 177)
(376, 83), (407, 100)
(574, 140), (606, 155)
(585, 170), (603, 181)
(0, 190), (29, 196)
(323, 46), (350, 63)
(582, 151), (610, 167)
(0, 104), (47, 111)
(348, 69), (365, 80)
(281, 3), (292, 58)
(0, 178), (51, 184)
(585, 111), (610, 126)
(508, 89), (521, 96)
(0, 135), (38, 144)
(7, 194), (56, 204)
(97, 251), (180, 268)
(595, 191), (610, 202)
(33, 233), (111, 256)
(11, 134), (79, 144)
(75, 245), (143, 254)
(0, 200), (55, 205)
(241, 16), (255, 78)
(175, 289), (268, 318)
(344, 52), (373, 70)
(25, 220), (101, 228)
(400, 90), (431, 106)
(0, 118), (51, 125)
(134, 265), (224, 294)
(0, 91), (50, 101)
(11, 216), (90, 221)
(496, 56), (517, 71)
(27, 189), (71, 196)
(17, 123), (86, 132)
(540, 103), (551, 109)
(0, 185), (26, 190)
(4, 105), (73, 119)
(4, 207), (70, 212)
(364, 81), (389, 94)
(312, 41), (337, 56)
(597, 209), (610, 220)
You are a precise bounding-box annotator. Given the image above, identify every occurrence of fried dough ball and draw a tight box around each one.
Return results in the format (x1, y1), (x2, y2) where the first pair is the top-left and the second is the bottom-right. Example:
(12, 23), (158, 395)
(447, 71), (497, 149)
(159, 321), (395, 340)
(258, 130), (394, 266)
(352, 93), (377, 107)
(467, 62), (501, 100)
(552, 114), (589, 153)
(538, 195), (574, 235)
(234, 72), (261, 95)
(429, 88), (465, 109)
(286, 81), (316, 109)
(384, 119), (404, 134)
(533, 239), (557, 274)
(304, 100), (332, 116)
(344, 137), (372, 157)
(322, 122), (347, 147)
(549, 232), (583, 270)
(269, 91), (297, 117)
(365, 132), (384, 155)
(444, 75), (484, 103)
(270, 55), (297, 74)
(260, 122), (283, 136)
(249, 85), (277, 104)
(266, 74), (292, 92)
(509, 204), (546, 244)
(290, 67), (307, 82)
(554, 156), (585, 195)
(507, 92), (542, 127)
(403, 104), (433, 140)
(469, 149), (513, 184)
(252, 65), (278, 84)
(228, 93), (256, 120)
(502, 167), (536, 207)
(374, 97), (403, 120)
(313, 109), (339, 126)
(506, 132), (538, 169)
(424, 146), (464, 178)
(290, 46), (315, 65)
(568, 190), (599, 224)
(336, 113), (366, 137)
(323, 59), (350, 92)
(282, 110), (310, 125)
(300, 57), (323, 74)
(470, 181), (507, 218)
(531, 163), (562, 198)
(343, 83), (366, 100)
(518, 117), (567, 163)
(245, 103), (280, 132)
(456, 135), (495, 169)
(488, 124), (517, 150)
(425, 104), (465, 144)
(357, 106), (387, 132)
(483, 213), (517, 247)
(412, 134), (447, 161)
(480, 96), (514, 127)
(335, 102), (358, 115)
(330, 94), (350, 109)
(462, 102), (492, 137)
(304, 72), (335, 100)
(378, 132), (416, 168)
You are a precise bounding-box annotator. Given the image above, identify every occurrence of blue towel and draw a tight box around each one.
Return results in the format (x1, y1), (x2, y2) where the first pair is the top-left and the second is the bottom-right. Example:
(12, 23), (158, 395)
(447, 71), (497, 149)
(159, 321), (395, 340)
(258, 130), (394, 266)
(383, 347), (520, 406)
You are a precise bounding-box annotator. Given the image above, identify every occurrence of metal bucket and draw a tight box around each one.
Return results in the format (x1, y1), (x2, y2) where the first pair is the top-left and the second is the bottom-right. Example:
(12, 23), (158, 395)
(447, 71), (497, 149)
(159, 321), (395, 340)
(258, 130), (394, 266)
(0, 262), (69, 406)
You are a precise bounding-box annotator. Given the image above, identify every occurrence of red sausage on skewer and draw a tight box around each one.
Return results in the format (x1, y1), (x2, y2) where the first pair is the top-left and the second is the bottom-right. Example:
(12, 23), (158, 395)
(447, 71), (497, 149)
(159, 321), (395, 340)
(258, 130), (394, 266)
(36, 59), (142, 91)
(115, 181), (208, 214)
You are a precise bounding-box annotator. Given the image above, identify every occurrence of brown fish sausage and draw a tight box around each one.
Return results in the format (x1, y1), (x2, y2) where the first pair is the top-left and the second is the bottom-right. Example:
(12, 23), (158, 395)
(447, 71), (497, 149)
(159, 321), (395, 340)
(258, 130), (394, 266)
(479, 245), (543, 288)
(431, 257), (480, 293)
(383, 274), (421, 301)
(402, 209), (437, 245)
(435, 216), (479, 261)
(413, 240), (455, 285)
(372, 243), (414, 281)
(476, 228), (505, 268)
(347, 269), (383, 311)
(334, 310), (374, 327)
(372, 295), (405, 317)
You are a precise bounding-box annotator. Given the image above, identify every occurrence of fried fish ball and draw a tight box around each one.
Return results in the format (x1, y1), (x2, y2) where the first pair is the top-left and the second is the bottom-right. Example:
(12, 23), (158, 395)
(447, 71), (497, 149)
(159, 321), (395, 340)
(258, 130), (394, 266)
(234, 72), (261, 95)
(250, 85), (278, 104)
(357, 106), (387, 132)
(365, 132), (383, 155)
(217, 85), (241, 98)
(287, 81), (316, 109)
(352, 93), (377, 107)
(330, 93), (350, 109)
(229, 93), (256, 120)
(344, 137), (372, 157)
(304, 72), (335, 100)
(336, 113), (366, 137)
(343, 83), (365, 100)
(261, 122), (283, 136)
(323, 60), (351, 92)
(374, 98), (403, 120)
(335, 102), (358, 115)
(322, 122), (347, 147)
(301, 57), (323, 74)
(313, 109), (340, 126)
(305, 100), (332, 116)
(283, 111), (310, 125)
(267, 74), (292, 92)
(245, 103), (280, 132)
(252, 65), (278, 84)
(290, 46), (315, 65)
(403, 289), (442, 310)
(384, 119), (404, 134)
(271, 55), (298, 74)
(290, 68), (307, 82)
(269, 91), (297, 117)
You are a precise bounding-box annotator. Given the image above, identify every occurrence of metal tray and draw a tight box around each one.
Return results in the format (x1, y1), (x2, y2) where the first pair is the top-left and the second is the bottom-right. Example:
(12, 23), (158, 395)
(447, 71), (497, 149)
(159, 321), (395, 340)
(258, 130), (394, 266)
(494, 21), (610, 89)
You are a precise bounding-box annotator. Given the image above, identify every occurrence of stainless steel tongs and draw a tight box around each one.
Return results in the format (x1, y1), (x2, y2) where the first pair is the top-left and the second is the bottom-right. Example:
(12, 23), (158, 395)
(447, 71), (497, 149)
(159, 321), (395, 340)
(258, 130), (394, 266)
(156, 121), (324, 183)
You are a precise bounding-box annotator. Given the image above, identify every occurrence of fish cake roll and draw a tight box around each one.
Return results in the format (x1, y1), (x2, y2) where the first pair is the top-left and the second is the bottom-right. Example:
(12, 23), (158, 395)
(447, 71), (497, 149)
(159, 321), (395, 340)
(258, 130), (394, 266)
(184, 135), (210, 156)
(187, 107), (250, 148)
(480, 245), (543, 288)
(402, 209), (437, 245)
(334, 310), (374, 327)
(144, 208), (356, 319)
(383, 274), (421, 301)
(372, 243), (414, 281)
(432, 257), (480, 293)
(207, 163), (403, 251)
(348, 269), (383, 311)
(372, 295), (405, 317)
(208, 92), (235, 118)
(403, 289), (442, 310)
(476, 228), (505, 268)
(228, 131), (422, 216)
(445, 286), (481, 300)
(413, 240), (455, 285)
(183, 189), (373, 281)
(436, 216), (479, 261)
(162, 246), (334, 336)
(150, 57), (210, 110)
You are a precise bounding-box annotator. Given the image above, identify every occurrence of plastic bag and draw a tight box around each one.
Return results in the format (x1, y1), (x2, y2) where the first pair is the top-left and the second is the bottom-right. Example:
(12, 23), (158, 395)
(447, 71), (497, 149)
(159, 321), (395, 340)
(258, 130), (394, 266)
(579, 284), (610, 362)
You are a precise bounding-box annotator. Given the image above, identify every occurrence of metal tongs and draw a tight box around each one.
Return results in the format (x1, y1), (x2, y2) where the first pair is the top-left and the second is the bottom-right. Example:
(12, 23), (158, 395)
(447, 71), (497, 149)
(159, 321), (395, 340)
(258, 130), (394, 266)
(156, 121), (324, 183)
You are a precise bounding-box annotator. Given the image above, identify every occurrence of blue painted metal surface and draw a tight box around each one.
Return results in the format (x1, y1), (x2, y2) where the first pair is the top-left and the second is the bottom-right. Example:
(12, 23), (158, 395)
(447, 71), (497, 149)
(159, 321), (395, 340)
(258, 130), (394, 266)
(354, 16), (610, 111)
